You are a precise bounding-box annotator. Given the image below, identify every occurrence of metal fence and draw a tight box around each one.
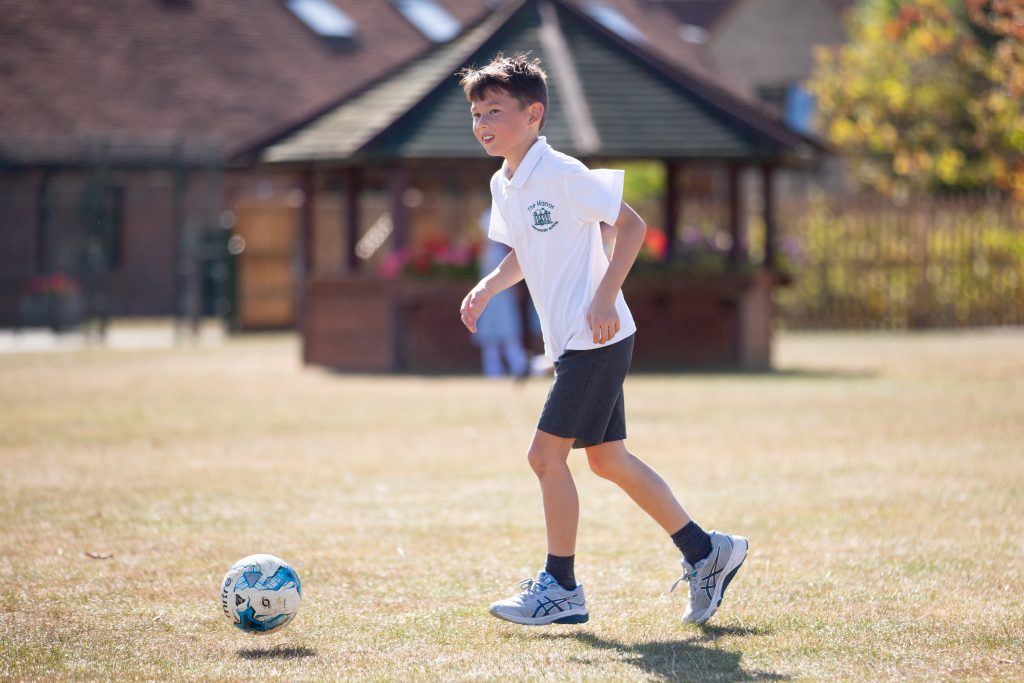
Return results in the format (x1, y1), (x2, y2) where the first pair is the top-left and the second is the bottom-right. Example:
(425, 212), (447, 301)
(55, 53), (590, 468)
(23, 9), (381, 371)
(0, 135), (233, 334)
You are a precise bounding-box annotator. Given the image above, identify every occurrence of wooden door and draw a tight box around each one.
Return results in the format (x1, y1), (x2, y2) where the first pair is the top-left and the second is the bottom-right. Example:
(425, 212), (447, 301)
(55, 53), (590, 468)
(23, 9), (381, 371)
(233, 203), (298, 329)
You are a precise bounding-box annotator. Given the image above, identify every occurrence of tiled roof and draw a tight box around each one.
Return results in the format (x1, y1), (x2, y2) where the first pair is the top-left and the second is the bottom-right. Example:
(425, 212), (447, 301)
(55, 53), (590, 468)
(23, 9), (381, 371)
(0, 0), (489, 162)
(263, 0), (822, 164)
(648, 0), (739, 31)
(564, 0), (722, 80)
(648, 0), (853, 32)
(0, 0), (803, 164)
(566, 0), (766, 109)
(261, 2), (525, 164)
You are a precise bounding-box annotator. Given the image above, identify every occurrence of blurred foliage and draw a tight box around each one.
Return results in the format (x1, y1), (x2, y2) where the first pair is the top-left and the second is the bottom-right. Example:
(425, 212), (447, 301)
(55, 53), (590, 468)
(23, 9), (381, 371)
(620, 161), (665, 207)
(810, 0), (1024, 200)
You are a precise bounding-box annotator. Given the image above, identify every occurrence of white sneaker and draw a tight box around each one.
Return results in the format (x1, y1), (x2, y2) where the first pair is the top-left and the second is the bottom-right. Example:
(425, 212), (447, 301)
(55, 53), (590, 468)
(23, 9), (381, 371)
(489, 571), (589, 625)
(672, 531), (748, 625)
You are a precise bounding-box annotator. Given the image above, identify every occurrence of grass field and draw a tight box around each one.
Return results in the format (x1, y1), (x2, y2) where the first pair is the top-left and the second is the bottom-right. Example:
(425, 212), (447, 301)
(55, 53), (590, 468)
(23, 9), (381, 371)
(1, 328), (1022, 681)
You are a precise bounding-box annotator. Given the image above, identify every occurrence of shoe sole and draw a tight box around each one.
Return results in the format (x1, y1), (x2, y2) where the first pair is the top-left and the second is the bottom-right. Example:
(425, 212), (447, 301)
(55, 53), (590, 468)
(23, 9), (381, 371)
(489, 607), (590, 626)
(685, 536), (748, 625)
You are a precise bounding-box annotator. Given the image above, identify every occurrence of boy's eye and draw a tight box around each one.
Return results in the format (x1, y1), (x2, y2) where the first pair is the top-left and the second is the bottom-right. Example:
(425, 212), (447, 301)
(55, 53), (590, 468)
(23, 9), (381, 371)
(490, 109), (500, 114)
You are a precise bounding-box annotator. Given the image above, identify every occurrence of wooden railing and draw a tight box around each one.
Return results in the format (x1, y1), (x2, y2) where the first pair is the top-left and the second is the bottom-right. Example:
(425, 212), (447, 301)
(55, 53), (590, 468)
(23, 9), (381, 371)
(773, 195), (1024, 329)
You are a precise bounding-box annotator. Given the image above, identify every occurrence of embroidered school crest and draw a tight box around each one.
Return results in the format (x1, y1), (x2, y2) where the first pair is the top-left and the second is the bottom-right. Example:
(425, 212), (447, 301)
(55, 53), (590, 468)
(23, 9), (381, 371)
(528, 201), (559, 232)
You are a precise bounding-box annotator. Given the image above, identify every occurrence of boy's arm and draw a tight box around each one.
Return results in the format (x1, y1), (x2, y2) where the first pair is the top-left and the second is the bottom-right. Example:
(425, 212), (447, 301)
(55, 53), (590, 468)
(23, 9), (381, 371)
(600, 222), (617, 259)
(460, 249), (524, 333)
(587, 201), (646, 344)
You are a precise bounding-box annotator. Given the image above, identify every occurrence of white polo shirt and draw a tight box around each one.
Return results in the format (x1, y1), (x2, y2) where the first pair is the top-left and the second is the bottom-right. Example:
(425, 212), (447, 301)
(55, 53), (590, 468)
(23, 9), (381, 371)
(488, 136), (637, 361)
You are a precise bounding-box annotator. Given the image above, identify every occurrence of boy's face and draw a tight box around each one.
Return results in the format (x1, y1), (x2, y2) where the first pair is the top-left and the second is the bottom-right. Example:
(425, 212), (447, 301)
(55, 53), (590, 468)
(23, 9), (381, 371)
(470, 88), (543, 158)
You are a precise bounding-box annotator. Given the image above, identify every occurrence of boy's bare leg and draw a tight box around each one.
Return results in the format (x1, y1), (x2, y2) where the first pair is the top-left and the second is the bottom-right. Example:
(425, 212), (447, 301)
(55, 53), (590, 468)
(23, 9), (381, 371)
(584, 440), (690, 533)
(489, 425), (589, 625)
(528, 429), (578, 556)
(584, 439), (747, 625)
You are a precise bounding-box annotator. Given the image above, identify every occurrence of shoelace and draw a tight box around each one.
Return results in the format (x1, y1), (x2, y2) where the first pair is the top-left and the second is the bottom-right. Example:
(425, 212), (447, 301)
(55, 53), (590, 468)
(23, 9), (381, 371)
(670, 563), (702, 594)
(516, 577), (548, 595)
(670, 571), (695, 594)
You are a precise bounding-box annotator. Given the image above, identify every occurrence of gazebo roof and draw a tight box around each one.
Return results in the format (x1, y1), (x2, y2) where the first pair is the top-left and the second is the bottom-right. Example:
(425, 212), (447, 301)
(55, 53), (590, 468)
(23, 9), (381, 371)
(260, 0), (824, 166)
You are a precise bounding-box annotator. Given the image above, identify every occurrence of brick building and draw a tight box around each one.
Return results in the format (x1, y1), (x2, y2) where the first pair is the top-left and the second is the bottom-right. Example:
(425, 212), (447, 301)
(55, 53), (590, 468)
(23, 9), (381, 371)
(1, 0), (833, 361)
(0, 0), (493, 325)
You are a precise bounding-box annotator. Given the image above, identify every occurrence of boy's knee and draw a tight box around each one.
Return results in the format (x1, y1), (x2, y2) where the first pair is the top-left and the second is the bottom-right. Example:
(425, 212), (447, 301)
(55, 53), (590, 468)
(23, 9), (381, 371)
(587, 447), (632, 480)
(527, 445), (561, 476)
(527, 447), (547, 475)
(526, 431), (573, 476)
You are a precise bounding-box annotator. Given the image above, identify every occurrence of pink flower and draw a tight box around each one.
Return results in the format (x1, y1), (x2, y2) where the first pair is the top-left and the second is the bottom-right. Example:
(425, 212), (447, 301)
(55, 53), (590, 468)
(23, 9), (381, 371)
(380, 250), (409, 279)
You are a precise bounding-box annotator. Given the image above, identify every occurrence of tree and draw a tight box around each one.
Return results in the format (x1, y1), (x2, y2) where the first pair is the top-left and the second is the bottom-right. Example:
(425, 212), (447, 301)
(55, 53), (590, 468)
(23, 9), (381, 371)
(810, 0), (1024, 200)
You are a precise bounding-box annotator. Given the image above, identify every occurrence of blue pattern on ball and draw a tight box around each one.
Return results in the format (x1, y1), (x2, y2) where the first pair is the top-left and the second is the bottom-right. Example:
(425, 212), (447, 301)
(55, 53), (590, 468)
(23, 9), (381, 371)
(235, 605), (293, 632)
(227, 558), (301, 633)
(266, 565), (302, 595)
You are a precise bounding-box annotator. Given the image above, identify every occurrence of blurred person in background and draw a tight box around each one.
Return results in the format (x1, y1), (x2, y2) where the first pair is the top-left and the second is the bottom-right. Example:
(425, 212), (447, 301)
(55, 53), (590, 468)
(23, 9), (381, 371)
(473, 208), (529, 378)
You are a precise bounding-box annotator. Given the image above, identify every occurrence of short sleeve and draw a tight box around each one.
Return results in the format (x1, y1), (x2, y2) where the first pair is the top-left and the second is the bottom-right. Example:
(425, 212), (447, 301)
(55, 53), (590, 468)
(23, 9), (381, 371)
(487, 197), (513, 247)
(564, 168), (625, 224)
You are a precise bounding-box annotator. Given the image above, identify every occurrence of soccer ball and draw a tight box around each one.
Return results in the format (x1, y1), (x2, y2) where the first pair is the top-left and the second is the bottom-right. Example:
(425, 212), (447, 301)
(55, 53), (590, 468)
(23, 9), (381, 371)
(220, 554), (302, 634)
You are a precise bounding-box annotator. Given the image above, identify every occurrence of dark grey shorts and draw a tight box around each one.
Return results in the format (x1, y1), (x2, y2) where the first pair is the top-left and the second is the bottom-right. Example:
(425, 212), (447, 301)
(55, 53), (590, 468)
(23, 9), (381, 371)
(537, 334), (635, 449)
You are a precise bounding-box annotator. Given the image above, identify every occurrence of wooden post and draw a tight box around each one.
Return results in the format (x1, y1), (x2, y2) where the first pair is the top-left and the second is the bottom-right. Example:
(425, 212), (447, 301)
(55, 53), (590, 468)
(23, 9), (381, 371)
(389, 165), (410, 252)
(727, 163), (745, 271)
(344, 167), (361, 272)
(664, 160), (679, 263)
(387, 165), (411, 372)
(762, 163), (777, 270)
(34, 168), (53, 272)
(299, 168), (315, 275)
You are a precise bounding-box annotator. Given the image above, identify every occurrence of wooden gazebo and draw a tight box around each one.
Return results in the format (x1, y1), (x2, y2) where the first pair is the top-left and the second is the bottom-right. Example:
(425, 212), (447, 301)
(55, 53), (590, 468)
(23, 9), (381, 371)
(260, 0), (823, 372)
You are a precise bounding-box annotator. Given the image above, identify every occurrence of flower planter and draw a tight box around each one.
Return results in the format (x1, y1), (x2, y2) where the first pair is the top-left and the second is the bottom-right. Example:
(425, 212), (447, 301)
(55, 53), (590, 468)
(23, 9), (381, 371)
(19, 292), (85, 332)
(302, 276), (479, 373)
(302, 270), (779, 373)
(623, 270), (777, 370)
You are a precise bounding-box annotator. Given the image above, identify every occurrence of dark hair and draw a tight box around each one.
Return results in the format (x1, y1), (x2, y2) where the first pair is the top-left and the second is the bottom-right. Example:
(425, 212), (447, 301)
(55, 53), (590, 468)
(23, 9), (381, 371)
(458, 52), (548, 130)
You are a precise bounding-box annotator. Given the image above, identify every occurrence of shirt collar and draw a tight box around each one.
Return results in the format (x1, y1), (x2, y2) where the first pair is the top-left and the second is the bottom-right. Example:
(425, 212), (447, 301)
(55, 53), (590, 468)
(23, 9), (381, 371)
(502, 136), (548, 189)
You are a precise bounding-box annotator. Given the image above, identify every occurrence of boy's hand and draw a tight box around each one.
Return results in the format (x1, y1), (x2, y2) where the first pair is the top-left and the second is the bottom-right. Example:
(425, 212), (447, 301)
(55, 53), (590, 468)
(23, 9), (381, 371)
(460, 283), (491, 333)
(587, 295), (620, 344)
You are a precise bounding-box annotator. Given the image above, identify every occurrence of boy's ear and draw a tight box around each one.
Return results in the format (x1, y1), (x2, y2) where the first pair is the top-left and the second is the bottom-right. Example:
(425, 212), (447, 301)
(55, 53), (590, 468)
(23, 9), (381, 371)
(528, 101), (545, 126)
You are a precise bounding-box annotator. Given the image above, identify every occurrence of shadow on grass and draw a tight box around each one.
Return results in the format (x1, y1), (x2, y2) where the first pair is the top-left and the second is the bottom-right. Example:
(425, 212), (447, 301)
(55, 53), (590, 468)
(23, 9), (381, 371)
(336, 367), (875, 381)
(237, 645), (317, 660)
(541, 630), (788, 682)
(631, 367), (876, 381)
(695, 623), (774, 639)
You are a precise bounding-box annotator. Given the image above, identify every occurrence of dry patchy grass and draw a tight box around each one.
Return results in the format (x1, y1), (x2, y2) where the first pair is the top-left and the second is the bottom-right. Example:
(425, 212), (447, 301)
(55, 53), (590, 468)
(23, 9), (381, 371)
(1, 329), (1022, 681)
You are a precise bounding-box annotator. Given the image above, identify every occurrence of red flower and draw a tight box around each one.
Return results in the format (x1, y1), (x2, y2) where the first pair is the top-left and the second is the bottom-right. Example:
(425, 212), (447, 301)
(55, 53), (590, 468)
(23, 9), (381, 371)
(643, 225), (667, 260)
(26, 273), (80, 295)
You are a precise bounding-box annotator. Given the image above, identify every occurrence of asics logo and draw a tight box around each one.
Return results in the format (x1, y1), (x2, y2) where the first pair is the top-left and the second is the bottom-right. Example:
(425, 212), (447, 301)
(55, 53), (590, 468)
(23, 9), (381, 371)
(700, 550), (724, 601)
(531, 595), (583, 618)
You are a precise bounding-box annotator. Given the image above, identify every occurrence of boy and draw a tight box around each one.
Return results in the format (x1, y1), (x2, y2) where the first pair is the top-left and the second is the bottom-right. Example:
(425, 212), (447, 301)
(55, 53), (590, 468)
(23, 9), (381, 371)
(458, 53), (747, 626)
